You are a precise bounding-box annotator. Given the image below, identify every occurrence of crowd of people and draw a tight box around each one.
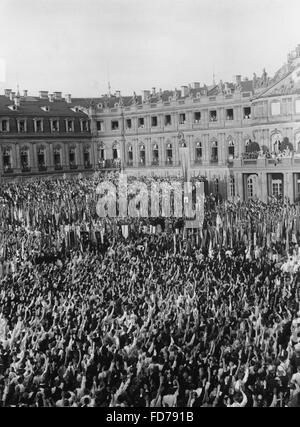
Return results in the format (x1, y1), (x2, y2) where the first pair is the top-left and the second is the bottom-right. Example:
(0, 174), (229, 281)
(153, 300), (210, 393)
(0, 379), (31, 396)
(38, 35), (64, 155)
(0, 172), (300, 407)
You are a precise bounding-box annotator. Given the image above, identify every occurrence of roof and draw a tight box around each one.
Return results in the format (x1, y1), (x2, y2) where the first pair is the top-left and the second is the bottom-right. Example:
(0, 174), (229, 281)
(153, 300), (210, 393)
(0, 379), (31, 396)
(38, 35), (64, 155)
(0, 95), (90, 117)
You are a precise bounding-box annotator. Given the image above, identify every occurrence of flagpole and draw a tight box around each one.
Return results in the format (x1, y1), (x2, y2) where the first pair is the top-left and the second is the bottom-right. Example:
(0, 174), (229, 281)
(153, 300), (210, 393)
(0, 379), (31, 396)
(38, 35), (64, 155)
(119, 92), (126, 173)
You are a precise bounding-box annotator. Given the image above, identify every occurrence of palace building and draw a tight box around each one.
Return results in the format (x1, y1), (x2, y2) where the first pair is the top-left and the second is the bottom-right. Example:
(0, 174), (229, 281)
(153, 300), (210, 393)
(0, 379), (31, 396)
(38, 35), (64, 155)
(0, 90), (93, 177)
(2, 45), (300, 202)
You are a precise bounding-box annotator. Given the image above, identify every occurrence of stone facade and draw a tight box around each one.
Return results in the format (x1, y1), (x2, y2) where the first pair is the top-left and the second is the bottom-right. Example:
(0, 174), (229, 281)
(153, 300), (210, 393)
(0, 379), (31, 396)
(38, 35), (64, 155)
(2, 45), (300, 202)
(90, 45), (300, 202)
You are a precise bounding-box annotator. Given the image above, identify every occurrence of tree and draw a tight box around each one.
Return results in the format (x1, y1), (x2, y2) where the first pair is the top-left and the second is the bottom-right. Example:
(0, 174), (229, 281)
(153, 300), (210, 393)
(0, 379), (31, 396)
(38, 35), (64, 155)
(280, 137), (293, 152)
(245, 140), (260, 153)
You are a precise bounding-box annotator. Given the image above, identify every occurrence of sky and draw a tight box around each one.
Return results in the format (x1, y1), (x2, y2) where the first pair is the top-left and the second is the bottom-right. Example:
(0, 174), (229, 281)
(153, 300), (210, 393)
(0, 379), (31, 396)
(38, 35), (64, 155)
(0, 0), (299, 98)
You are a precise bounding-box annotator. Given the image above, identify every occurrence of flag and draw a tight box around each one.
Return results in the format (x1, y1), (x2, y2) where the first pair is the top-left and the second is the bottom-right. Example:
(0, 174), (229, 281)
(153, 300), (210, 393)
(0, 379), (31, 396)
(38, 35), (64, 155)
(121, 225), (129, 239)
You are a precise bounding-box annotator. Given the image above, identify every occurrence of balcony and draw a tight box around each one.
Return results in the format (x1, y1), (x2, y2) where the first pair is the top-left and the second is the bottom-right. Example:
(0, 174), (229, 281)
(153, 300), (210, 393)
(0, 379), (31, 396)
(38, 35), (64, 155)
(21, 167), (31, 173)
(84, 163), (93, 170)
(38, 165), (47, 172)
(97, 159), (121, 170)
(54, 165), (63, 171)
(210, 157), (218, 164)
(69, 164), (78, 170)
(3, 167), (13, 174)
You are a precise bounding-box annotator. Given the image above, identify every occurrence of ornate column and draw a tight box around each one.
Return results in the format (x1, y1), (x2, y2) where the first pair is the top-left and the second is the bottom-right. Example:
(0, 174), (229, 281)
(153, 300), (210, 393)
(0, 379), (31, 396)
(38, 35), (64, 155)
(203, 134), (209, 165)
(145, 137), (151, 167)
(159, 137), (165, 165)
(261, 173), (268, 201)
(189, 135), (194, 163)
(13, 144), (20, 171)
(48, 142), (54, 171)
(30, 143), (38, 172)
(218, 133), (225, 165)
(172, 135), (178, 165)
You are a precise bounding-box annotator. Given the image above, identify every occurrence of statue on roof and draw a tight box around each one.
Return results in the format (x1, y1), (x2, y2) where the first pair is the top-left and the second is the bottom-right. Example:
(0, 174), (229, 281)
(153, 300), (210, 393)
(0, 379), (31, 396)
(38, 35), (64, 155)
(218, 80), (224, 94)
(103, 94), (109, 108)
(132, 91), (138, 105)
(262, 68), (268, 86)
(173, 88), (179, 100)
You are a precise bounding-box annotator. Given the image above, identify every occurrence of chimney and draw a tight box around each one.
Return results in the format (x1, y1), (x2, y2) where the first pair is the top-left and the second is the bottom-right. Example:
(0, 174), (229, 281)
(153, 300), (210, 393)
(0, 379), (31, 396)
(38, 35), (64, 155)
(54, 91), (62, 100)
(48, 93), (54, 102)
(181, 86), (188, 97)
(191, 82), (200, 89)
(235, 75), (242, 85)
(39, 90), (49, 99)
(23, 90), (28, 97)
(65, 94), (72, 103)
(152, 87), (156, 95)
(14, 93), (20, 107)
(4, 89), (12, 97)
(142, 90), (150, 102)
(10, 92), (15, 101)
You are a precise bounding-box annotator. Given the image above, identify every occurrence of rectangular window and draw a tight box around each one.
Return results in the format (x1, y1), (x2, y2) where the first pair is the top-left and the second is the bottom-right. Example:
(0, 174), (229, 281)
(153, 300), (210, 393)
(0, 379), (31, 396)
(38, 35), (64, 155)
(151, 116), (158, 127)
(194, 112), (201, 122)
(96, 120), (104, 131)
(138, 117), (145, 128)
(18, 120), (26, 132)
(209, 110), (217, 122)
(126, 119), (132, 129)
(165, 115), (172, 126)
(226, 109), (234, 120)
(296, 99), (300, 114)
(179, 113), (186, 124)
(35, 120), (42, 132)
(271, 102), (281, 116)
(66, 120), (74, 132)
(51, 120), (59, 132)
(111, 120), (119, 130)
(1, 120), (8, 132)
(81, 121), (89, 132)
(243, 107), (251, 119)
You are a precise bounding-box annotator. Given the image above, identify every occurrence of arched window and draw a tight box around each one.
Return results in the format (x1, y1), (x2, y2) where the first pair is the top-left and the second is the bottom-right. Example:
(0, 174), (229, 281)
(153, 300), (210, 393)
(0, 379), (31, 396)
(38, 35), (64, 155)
(195, 141), (202, 163)
(166, 143), (173, 165)
(139, 145), (146, 165)
(20, 147), (30, 171)
(84, 146), (91, 168)
(228, 140), (235, 157)
(271, 133), (282, 153)
(229, 177), (235, 198)
(98, 143), (105, 161)
(37, 146), (46, 170)
(152, 144), (159, 165)
(211, 141), (218, 163)
(3, 148), (12, 171)
(127, 146), (133, 165)
(53, 147), (62, 169)
(112, 142), (120, 160)
(69, 146), (77, 168)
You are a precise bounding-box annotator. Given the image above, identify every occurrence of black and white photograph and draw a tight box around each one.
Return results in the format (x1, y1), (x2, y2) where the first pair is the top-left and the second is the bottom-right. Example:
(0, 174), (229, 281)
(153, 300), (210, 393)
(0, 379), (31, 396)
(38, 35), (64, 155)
(1, 0), (300, 413)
